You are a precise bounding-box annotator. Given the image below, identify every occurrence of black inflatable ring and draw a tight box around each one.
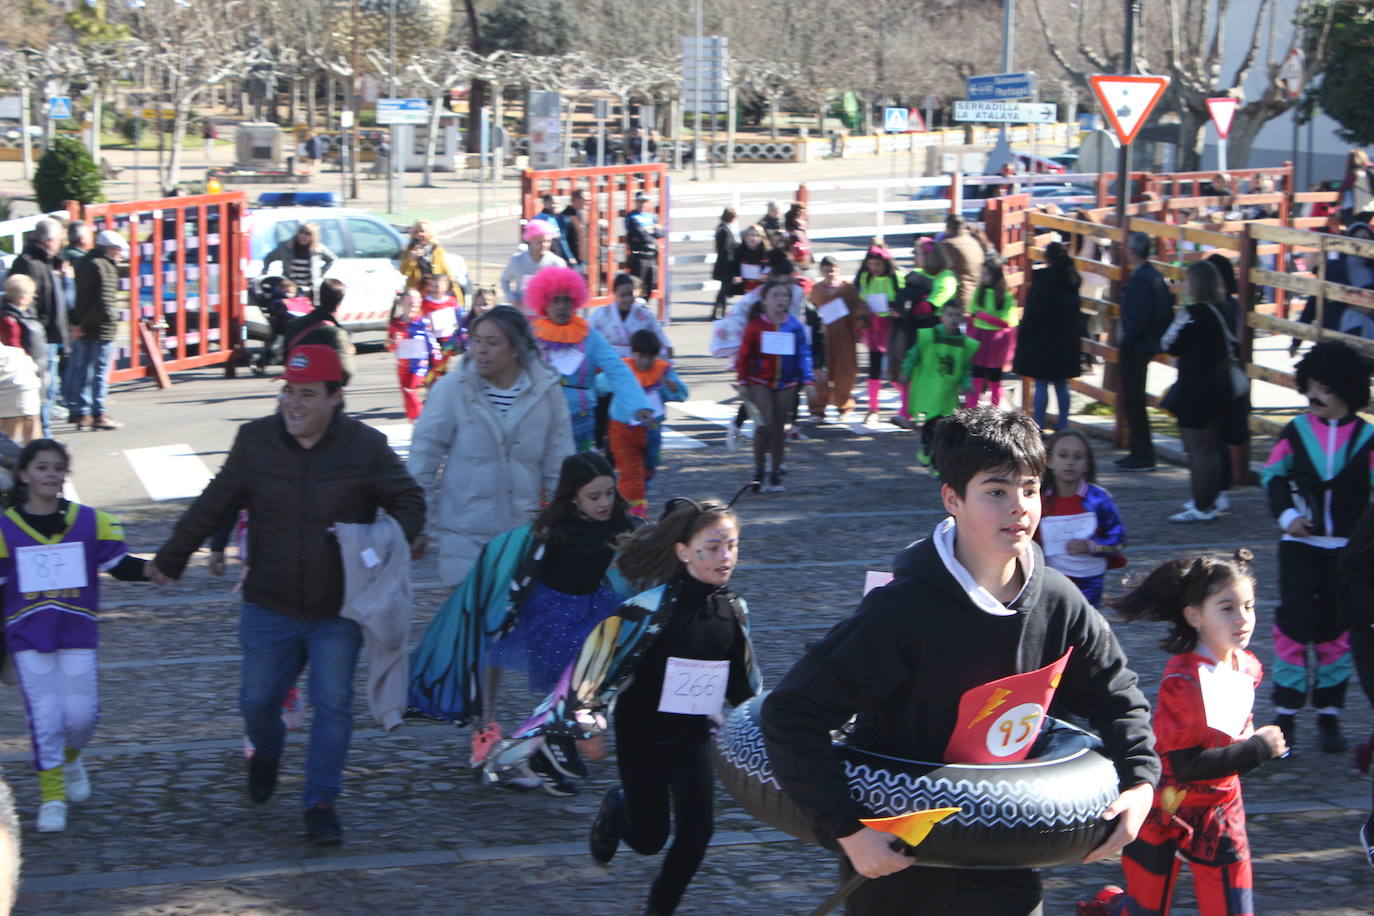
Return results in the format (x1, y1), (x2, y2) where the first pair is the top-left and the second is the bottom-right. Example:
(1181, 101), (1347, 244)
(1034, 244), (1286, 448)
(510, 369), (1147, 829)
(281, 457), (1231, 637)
(713, 693), (1118, 869)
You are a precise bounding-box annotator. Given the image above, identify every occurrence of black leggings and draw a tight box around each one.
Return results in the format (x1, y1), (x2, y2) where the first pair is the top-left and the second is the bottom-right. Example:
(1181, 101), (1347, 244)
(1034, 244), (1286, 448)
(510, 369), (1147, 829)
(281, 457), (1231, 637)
(868, 348), (884, 381)
(615, 733), (715, 914)
(972, 365), (1004, 383)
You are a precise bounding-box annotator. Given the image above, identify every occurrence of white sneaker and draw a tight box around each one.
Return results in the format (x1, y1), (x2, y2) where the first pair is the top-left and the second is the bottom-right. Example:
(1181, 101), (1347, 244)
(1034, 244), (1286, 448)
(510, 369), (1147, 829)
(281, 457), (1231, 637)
(65, 756), (90, 803)
(1169, 506), (1219, 523)
(724, 423), (739, 452)
(37, 800), (67, 832)
(1184, 492), (1231, 514)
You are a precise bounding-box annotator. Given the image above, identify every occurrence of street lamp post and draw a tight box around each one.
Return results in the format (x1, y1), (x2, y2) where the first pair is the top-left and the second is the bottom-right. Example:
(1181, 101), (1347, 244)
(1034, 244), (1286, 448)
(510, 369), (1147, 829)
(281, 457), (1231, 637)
(692, 0), (703, 181)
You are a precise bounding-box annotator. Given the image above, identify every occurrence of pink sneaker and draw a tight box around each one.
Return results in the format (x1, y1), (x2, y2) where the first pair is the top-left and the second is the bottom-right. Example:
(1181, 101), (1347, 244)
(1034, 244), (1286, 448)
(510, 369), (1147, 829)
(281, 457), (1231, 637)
(1077, 886), (1124, 916)
(469, 722), (503, 767)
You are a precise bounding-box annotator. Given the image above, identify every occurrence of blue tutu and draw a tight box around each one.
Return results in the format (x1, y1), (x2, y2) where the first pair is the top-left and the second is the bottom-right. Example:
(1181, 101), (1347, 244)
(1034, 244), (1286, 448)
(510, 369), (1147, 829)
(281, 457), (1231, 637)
(486, 581), (620, 693)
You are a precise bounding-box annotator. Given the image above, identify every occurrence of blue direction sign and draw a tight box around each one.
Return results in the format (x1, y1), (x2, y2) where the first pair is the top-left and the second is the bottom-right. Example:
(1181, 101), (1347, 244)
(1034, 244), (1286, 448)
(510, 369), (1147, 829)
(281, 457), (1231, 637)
(46, 96), (73, 119)
(375, 98), (430, 125)
(966, 72), (1037, 101)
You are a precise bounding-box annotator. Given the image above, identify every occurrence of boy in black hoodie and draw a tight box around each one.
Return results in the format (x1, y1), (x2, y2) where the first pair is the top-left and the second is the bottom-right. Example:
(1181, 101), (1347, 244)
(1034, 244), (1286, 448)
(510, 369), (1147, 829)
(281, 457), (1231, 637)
(761, 407), (1159, 915)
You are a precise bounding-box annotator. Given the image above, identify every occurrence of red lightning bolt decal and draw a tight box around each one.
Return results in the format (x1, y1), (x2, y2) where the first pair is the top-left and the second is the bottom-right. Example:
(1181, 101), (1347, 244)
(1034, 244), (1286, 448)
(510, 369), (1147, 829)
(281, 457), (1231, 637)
(967, 687), (1012, 729)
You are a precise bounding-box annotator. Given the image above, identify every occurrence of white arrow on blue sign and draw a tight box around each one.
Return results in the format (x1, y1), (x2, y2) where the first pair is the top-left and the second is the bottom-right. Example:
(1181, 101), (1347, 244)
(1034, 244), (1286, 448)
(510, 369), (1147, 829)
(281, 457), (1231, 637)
(883, 107), (909, 132)
(47, 96), (73, 120)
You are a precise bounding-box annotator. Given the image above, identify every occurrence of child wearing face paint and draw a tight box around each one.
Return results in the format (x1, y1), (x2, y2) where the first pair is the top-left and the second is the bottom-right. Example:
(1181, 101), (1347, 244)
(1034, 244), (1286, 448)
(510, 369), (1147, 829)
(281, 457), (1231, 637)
(761, 408), (1157, 916)
(602, 330), (689, 519)
(0, 439), (153, 833)
(1080, 551), (1286, 916)
(408, 453), (637, 790)
(495, 498), (760, 915)
(1037, 429), (1126, 606)
(1260, 340), (1374, 754)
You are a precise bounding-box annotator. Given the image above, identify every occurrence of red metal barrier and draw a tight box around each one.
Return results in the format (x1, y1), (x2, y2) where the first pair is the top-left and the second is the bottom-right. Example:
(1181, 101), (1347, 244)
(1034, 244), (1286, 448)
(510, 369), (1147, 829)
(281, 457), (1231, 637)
(69, 191), (248, 384)
(521, 164), (669, 317)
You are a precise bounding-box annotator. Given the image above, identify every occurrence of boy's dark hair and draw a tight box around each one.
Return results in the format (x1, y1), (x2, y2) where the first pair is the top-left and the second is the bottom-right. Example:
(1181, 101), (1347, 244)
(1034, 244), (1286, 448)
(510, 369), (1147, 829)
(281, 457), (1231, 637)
(1112, 549), (1254, 654)
(612, 272), (640, 292)
(1295, 340), (1370, 411)
(532, 452), (627, 541)
(630, 329), (661, 358)
(819, 255), (838, 268)
(319, 278), (346, 313)
(766, 248), (794, 275)
(931, 407), (1046, 497)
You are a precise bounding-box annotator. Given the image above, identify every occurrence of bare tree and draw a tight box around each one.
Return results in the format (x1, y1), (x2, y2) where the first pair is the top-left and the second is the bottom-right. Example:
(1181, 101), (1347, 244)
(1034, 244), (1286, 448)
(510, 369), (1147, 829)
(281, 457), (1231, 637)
(400, 49), (481, 187)
(1031, 0), (1329, 170)
(735, 60), (799, 140)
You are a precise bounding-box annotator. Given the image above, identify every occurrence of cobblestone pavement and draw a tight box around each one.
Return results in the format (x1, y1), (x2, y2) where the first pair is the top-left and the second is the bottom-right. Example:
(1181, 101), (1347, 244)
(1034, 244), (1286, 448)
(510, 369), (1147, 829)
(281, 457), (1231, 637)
(5, 396), (1374, 914)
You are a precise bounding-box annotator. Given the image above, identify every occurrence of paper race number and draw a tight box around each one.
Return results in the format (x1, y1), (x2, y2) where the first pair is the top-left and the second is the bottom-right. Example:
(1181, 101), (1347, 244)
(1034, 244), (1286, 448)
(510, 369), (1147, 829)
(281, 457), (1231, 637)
(761, 331), (796, 356)
(657, 657), (728, 717)
(394, 337), (428, 360)
(15, 542), (88, 594)
(984, 702), (1044, 758)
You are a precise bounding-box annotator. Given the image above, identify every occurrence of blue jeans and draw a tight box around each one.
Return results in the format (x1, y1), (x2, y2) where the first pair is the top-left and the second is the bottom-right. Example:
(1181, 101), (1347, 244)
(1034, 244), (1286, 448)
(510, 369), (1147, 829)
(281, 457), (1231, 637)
(238, 603), (362, 807)
(1033, 379), (1071, 431)
(40, 343), (63, 436)
(67, 339), (113, 418)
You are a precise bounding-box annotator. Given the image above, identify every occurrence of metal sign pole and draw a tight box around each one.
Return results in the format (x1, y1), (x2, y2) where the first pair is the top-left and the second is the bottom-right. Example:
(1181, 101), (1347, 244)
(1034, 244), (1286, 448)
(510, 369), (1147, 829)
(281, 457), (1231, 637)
(692, 1), (704, 182)
(397, 124), (406, 218)
(478, 106), (489, 287)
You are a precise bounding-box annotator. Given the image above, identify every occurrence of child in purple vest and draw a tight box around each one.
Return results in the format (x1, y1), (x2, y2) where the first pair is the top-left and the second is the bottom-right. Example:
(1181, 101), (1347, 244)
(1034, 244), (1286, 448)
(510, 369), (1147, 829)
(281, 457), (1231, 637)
(0, 439), (152, 832)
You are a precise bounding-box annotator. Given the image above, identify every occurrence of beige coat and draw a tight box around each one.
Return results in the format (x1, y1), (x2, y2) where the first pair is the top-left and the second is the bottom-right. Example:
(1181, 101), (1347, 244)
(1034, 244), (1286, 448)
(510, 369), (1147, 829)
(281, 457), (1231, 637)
(408, 355), (573, 587)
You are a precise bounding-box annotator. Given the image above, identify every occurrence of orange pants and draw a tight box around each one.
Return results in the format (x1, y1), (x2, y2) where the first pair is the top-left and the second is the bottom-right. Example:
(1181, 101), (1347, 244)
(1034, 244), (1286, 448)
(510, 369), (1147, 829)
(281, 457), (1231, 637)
(610, 421), (662, 518)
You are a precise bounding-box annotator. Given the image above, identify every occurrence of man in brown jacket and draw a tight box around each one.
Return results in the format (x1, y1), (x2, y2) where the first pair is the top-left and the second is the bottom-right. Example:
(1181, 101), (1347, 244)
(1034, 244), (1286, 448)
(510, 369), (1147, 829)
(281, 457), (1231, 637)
(940, 214), (988, 309)
(150, 344), (425, 845)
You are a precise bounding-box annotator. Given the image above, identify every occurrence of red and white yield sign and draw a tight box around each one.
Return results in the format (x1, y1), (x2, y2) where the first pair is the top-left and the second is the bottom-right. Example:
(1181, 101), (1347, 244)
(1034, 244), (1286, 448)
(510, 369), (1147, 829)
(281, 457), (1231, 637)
(1206, 97), (1240, 140)
(1089, 74), (1171, 146)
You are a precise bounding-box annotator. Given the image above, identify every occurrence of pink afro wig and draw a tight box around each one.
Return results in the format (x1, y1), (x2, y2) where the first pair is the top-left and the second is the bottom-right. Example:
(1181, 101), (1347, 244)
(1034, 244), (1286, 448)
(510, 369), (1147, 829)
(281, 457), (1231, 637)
(525, 266), (589, 316)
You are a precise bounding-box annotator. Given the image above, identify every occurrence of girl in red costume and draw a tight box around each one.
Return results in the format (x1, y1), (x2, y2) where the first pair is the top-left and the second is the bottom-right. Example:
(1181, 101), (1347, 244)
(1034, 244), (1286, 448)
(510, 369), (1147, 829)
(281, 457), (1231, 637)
(1082, 550), (1288, 916)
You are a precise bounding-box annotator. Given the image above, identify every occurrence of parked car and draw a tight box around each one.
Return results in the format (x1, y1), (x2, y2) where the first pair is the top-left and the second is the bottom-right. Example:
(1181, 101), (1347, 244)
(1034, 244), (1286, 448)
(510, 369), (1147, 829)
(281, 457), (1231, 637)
(243, 206), (470, 339)
(1014, 152), (1067, 175)
(904, 181), (1097, 225)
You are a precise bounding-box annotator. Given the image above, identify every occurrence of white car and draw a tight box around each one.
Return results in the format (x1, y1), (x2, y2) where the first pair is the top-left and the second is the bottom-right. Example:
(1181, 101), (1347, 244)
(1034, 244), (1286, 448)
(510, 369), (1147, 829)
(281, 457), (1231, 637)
(244, 206), (470, 338)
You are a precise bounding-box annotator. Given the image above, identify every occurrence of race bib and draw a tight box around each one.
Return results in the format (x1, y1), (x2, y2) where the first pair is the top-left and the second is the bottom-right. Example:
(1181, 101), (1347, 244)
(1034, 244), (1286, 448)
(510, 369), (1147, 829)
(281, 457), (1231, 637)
(546, 346), (586, 376)
(657, 657), (729, 717)
(646, 389), (665, 418)
(819, 299), (849, 325)
(395, 337), (428, 360)
(1197, 663), (1254, 739)
(1037, 512), (1097, 557)
(866, 292), (890, 315)
(863, 570), (894, 595)
(741, 263), (763, 280)
(428, 306), (459, 339)
(16, 542), (88, 594)
(943, 649), (1073, 764)
(761, 331), (795, 356)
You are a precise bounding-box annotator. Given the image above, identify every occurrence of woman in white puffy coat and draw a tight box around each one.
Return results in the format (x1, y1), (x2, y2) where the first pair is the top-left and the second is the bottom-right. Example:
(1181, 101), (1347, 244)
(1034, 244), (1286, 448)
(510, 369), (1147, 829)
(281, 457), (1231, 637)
(409, 306), (574, 587)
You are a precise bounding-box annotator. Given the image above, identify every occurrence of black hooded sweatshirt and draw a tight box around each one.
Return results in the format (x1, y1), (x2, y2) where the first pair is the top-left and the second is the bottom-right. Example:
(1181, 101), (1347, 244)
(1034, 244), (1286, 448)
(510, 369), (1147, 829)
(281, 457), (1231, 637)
(760, 523), (1159, 842)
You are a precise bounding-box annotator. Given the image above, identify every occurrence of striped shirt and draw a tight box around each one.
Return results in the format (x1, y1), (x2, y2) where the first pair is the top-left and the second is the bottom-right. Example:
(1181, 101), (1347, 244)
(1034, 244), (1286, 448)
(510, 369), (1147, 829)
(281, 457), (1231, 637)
(482, 381), (524, 416)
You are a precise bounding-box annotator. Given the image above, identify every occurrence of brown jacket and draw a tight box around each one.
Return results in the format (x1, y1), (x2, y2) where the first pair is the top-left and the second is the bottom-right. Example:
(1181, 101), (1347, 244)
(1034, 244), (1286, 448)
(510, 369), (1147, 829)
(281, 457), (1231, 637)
(941, 231), (987, 309)
(155, 410), (425, 620)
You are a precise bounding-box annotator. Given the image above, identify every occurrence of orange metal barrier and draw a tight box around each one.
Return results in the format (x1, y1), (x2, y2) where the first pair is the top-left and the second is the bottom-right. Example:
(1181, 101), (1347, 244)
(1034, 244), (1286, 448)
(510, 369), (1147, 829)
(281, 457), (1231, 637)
(521, 164), (669, 317)
(69, 192), (249, 384)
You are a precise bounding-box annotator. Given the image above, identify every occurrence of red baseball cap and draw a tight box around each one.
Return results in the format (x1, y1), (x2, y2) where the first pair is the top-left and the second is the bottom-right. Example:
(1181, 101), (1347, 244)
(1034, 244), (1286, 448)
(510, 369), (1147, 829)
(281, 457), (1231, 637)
(282, 345), (343, 384)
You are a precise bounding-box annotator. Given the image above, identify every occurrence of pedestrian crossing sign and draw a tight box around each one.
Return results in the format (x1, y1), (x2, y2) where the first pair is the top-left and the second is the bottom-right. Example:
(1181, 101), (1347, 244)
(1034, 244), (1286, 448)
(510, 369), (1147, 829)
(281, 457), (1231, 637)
(47, 96), (72, 120)
(883, 107), (909, 133)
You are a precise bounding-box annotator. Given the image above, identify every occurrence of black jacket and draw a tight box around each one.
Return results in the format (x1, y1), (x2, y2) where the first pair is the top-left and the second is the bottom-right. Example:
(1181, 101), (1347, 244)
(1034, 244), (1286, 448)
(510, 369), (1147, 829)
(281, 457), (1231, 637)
(1339, 503), (1374, 628)
(1163, 301), (1237, 428)
(558, 204), (583, 265)
(1014, 265), (1083, 381)
(1119, 262), (1172, 355)
(760, 531), (1159, 842)
(155, 411), (425, 621)
(7, 240), (68, 345)
(713, 223), (739, 283)
(73, 249), (122, 341)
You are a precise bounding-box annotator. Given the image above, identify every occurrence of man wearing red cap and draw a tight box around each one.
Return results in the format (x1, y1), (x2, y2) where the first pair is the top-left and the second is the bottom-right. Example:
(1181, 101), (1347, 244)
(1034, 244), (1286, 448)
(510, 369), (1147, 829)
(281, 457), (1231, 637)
(150, 344), (426, 845)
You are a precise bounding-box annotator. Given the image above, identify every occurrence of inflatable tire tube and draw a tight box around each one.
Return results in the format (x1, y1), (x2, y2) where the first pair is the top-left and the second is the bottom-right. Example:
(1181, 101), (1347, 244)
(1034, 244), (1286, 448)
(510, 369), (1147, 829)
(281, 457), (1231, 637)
(713, 693), (1119, 869)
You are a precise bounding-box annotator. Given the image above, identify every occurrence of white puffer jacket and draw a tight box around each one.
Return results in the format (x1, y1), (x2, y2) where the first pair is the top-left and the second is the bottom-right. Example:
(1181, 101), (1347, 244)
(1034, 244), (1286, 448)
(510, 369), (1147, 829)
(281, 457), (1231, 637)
(409, 355), (573, 587)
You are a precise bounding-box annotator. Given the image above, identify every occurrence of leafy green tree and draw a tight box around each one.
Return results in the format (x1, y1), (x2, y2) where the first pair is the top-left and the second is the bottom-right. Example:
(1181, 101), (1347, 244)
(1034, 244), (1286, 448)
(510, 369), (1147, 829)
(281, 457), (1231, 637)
(479, 0), (577, 56)
(1308, 1), (1374, 146)
(33, 134), (104, 212)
